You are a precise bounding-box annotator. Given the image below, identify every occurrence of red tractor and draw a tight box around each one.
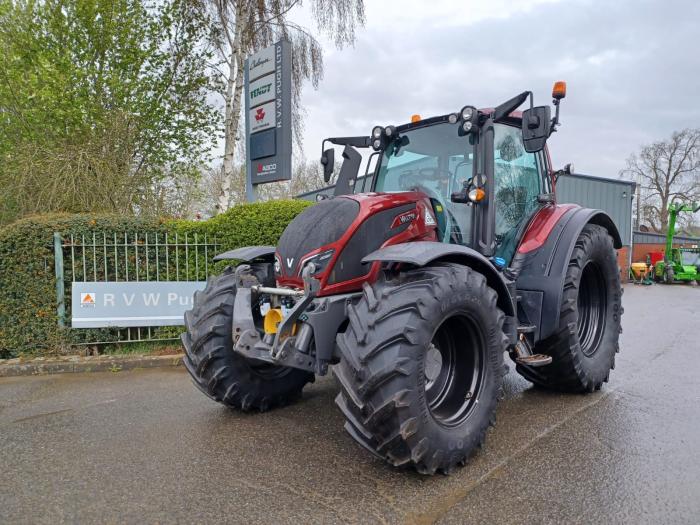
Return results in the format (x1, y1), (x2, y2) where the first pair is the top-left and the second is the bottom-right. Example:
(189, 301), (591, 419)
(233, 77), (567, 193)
(182, 82), (623, 475)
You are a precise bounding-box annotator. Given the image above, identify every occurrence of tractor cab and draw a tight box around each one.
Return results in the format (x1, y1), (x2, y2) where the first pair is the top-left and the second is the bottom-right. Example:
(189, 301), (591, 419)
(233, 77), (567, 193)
(321, 83), (567, 266)
(371, 115), (550, 264)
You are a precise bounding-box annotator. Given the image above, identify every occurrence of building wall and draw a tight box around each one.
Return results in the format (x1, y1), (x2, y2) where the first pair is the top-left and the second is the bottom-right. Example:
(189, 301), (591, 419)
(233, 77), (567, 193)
(556, 173), (635, 247)
(617, 247), (630, 282)
(556, 174), (636, 282)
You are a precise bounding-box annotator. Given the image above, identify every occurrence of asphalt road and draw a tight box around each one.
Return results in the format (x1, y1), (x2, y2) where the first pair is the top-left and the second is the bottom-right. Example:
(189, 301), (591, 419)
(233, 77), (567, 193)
(2, 284), (699, 524)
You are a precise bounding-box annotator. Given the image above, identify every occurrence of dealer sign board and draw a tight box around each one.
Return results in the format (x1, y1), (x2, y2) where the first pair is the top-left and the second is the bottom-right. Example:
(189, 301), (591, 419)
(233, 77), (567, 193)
(71, 281), (205, 328)
(244, 40), (292, 194)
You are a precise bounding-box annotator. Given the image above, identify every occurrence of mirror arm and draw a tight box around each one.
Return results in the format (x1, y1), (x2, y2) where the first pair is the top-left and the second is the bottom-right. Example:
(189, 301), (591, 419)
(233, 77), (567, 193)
(550, 98), (562, 136)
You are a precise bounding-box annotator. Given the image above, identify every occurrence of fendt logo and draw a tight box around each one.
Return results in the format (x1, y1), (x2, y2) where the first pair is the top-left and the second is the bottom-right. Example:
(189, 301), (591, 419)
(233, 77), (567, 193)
(250, 83), (272, 99)
(255, 107), (265, 121)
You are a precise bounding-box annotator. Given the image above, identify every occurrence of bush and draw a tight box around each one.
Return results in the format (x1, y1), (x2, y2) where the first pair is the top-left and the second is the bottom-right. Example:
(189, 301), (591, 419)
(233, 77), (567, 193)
(0, 200), (312, 358)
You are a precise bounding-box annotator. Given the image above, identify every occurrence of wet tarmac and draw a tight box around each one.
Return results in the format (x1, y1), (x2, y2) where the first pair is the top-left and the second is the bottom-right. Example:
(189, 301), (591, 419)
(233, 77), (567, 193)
(1, 284), (699, 524)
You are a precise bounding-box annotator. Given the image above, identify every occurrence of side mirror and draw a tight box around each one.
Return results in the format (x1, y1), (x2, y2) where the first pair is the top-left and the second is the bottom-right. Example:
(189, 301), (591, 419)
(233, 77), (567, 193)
(321, 148), (335, 183)
(521, 106), (551, 153)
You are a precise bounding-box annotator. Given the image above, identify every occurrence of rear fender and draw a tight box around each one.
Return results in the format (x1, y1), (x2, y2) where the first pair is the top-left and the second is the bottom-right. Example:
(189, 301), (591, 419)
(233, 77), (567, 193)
(363, 241), (516, 320)
(513, 207), (622, 342)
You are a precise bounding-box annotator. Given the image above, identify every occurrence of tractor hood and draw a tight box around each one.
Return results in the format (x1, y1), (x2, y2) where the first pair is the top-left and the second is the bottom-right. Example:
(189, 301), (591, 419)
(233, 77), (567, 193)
(275, 192), (438, 295)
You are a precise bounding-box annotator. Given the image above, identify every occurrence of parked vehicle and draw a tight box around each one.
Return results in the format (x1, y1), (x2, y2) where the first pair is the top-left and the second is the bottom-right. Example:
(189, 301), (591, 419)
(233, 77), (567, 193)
(654, 202), (700, 283)
(182, 82), (624, 474)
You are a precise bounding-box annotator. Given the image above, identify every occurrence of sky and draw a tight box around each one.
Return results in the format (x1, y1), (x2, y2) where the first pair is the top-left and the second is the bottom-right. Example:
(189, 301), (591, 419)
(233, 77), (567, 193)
(288, 0), (700, 180)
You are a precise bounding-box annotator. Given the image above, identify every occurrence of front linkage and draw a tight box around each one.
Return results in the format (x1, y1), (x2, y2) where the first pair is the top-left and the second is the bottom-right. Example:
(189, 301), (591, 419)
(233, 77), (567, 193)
(231, 264), (356, 376)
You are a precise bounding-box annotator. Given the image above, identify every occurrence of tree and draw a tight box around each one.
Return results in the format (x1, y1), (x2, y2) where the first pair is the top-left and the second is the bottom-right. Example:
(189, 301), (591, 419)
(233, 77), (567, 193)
(204, 0), (365, 211)
(0, 0), (219, 224)
(621, 129), (700, 232)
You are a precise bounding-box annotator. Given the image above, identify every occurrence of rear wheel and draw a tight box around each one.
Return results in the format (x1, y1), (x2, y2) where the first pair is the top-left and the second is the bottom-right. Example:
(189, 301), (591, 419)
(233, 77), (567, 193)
(181, 266), (313, 411)
(334, 263), (507, 475)
(516, 224), (622, 392)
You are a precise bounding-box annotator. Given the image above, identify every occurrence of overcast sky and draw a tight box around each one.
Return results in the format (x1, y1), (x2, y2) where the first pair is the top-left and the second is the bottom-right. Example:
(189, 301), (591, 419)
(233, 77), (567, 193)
(290, 0), (700, 179)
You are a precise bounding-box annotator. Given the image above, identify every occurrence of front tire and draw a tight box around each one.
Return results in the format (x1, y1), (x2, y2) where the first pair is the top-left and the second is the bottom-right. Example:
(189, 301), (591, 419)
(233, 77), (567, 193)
(334, 264), (507, 475)
(516, 224), (622, 392)
(181, 266), (313, 411)
(664, 266), (675, 284)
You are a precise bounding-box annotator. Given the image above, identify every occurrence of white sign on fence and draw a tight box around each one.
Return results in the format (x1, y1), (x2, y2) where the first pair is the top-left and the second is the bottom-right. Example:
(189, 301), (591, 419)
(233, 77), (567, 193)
(71, 281), (206, 328)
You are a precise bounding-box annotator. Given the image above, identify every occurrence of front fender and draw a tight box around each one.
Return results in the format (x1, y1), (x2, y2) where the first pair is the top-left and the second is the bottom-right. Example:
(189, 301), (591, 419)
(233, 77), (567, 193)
(213, 246), (276, 263)
(363, 241), (515, 318)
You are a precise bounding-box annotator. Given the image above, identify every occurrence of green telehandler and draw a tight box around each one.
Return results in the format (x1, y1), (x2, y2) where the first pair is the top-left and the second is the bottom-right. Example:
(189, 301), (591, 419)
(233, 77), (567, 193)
(654, 201), (700, 284)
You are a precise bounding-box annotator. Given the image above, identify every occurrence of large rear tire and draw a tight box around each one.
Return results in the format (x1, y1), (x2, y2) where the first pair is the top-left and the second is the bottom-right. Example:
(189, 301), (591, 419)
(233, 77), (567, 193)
(516, 224), (622, 392)
(181, 266), (313, 411)
(334, 263), (507, 475)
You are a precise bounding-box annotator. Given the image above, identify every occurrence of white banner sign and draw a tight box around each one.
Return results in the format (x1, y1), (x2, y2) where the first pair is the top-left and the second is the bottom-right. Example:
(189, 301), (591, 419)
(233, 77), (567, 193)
(72, 281), (206, 328)
(249, 100), (276, 133)
(247, 73), (276, 108)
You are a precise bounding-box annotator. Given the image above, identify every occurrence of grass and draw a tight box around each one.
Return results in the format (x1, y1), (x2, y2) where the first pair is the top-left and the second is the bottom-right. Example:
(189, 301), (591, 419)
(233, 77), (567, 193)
(99, 340), (183, 356)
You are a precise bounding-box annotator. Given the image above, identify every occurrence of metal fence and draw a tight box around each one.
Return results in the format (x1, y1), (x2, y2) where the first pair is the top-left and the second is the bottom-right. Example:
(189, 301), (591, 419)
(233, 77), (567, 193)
(54, 231), (220, 345)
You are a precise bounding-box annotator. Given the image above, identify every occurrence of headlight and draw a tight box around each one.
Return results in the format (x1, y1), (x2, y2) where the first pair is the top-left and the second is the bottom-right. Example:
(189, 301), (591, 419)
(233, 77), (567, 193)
(448, 113), (458, 124)
(372, 126), (383, 139)
(299, 249), (335, 276)
(462, 121), (472, 132)
(372, 139), (382, 149)
(384, 125), (396, 137)
(468, 188), (485, 202)
(461, 106), (474, 121)
(274, 255), (281, 274)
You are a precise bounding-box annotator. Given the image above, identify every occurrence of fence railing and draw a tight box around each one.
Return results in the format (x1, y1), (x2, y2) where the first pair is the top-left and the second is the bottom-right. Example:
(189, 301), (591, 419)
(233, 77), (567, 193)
(54, 231), (220, 345)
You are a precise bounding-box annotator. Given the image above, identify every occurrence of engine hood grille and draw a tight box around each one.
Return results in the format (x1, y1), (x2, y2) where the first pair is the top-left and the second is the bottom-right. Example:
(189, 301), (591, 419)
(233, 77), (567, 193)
(276, 197), (360, 276)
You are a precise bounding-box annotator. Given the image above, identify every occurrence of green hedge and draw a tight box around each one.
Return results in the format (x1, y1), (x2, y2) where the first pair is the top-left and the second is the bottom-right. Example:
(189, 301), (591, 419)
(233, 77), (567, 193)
(0, 200), (312, 358)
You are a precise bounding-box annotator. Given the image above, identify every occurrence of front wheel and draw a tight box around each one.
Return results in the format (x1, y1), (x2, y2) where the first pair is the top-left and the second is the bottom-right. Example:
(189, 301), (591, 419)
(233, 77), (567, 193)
(516, 224), (622, 392)
(181, 266), (313, 411)
(664, 266), (675, 284)
(334, 264), (507, 475)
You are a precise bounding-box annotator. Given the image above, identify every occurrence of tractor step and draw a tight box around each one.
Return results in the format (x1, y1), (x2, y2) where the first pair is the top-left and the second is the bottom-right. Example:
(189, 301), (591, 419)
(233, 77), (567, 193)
(517, 324), (536, 334)
(515, 354), (552, 367)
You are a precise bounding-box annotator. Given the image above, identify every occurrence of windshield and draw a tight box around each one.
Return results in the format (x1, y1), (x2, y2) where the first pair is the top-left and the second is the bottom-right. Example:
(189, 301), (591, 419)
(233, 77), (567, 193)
(680, 250), (700, 266)
(374, 121), (474, 244)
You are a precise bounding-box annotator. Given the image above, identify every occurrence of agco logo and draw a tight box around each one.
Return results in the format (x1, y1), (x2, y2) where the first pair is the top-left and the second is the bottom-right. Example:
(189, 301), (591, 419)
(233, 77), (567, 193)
(250, 83), (272, 99)
(257, 163), (277, 174)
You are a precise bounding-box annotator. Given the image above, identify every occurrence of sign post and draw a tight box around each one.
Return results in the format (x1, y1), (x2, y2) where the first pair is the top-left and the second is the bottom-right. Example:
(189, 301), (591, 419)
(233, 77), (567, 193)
(244, 40), (292, 201)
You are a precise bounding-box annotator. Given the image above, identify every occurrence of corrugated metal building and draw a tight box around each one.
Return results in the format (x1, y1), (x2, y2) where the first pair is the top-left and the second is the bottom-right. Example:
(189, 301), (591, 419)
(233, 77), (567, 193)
(556, 173), (636, 278)
(556, 174), (635, 247)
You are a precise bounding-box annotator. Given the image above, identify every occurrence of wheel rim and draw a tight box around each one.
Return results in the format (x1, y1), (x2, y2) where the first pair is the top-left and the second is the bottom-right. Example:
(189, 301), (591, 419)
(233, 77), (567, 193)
(576, 261), (607, 357)
(424, 314), (485, 427)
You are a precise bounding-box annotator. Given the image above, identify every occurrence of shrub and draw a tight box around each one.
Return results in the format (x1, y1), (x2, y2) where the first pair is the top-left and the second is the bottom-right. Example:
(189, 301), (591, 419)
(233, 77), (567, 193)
(0, 200), (312, 358)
